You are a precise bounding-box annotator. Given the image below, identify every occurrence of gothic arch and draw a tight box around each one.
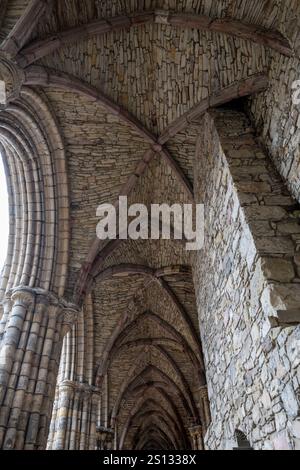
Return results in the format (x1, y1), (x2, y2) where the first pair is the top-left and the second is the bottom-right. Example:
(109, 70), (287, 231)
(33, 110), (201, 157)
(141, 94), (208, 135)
(0, 86), (69, 298)
(118, 385), (190, 450)
(111, 355), (198, 423)
(96, 309), (203, 382)
(16, 10), (292, 67)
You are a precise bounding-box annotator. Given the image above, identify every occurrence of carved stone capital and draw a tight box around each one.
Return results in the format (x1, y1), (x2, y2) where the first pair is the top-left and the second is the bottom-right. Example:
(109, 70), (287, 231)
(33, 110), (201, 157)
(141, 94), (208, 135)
(6, 287), (77, 321)
(61, 303), (81, 332)
(7, 286), (63, 308)
(188, 425), (203, 438)
(10, 287), (36, 309)
(58, 380), (76, 395)
(96, 426), (114, 444)
(2, 293), (12, 310)
(59, 380), (100, 397)
(0, 53), (24, 108)
(197, 385), (209, 400)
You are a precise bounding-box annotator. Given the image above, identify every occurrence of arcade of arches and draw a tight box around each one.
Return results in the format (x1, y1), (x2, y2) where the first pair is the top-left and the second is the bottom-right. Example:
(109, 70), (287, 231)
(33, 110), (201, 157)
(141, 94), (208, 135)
(0, 0), (300, 451)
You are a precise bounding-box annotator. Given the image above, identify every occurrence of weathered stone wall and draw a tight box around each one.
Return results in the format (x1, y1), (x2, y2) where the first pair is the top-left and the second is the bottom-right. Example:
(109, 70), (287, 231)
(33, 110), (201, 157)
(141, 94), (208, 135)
(250, 1), (300, 203)
(193, 109), (300, 450)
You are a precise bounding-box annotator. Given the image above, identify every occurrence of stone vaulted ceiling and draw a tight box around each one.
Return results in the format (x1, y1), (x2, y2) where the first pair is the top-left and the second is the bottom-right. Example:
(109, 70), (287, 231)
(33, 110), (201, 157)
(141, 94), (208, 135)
(0, 0), (299, 451)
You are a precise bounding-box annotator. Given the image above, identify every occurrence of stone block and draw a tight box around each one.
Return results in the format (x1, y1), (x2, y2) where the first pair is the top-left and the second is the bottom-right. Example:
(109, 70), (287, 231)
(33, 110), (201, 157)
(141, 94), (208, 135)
(245, 206), (287, 221)
(262, 283), (300, 317)
(264, 196), (294, 206)
(273, 431), (293, 450)
(251, 220), (274, 237)
(236, 182), (271, 194)
(256, 237), (295, 255)
(281, 383), (299, 418)
(295, 438), (300, 450)
(261, 257), (295, 282)
(275, 412), (287, 431)
(277, 222), (300, 234)
(291, 419), (300, 439)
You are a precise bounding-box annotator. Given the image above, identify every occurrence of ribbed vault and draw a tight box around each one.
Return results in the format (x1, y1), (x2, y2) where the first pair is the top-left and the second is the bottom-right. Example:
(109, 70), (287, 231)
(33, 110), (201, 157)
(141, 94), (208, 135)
(91, 242), (206, 449)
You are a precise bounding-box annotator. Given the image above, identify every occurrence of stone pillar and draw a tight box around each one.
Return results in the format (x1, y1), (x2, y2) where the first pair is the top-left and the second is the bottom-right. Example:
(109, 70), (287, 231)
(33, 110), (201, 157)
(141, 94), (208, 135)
(189, 425), (204, 450)
(96, 426), (115, 451)
(48, 380), (100, 450)
(193, 385), (211, 438)
(197, 386), (211, 432)
(0, 287), (79, 450)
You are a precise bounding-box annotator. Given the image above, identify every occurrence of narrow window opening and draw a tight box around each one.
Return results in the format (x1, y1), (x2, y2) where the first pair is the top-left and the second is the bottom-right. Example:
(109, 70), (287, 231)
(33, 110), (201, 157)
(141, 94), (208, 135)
(234, 430), (253, 451)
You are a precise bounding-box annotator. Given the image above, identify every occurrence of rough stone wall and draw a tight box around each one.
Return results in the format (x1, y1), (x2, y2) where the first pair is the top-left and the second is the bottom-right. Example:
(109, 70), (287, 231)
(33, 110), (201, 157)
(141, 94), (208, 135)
(193, 109), (300, 450)
(250, 1), (300, 203)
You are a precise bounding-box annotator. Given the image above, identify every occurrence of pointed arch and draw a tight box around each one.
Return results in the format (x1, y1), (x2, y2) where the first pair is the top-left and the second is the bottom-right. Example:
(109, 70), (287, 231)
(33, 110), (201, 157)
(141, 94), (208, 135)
(97, 310), (204, 384)
(0, 87), (69, 297)
(16, 11), (292, 67)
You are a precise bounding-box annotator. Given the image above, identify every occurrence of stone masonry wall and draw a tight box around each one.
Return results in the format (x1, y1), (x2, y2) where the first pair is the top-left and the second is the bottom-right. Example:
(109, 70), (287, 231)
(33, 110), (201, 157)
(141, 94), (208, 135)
(193, 109), (300, 450)
(249, 1), (300, 204)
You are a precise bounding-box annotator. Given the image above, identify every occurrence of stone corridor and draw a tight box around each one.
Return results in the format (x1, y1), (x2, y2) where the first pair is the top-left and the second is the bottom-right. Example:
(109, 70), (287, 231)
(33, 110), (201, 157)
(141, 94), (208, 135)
(0, 0), (299, 451)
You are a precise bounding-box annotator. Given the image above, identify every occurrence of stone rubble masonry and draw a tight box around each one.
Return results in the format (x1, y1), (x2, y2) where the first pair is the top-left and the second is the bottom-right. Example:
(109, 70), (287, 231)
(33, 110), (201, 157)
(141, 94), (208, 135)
(249, 1), (300, 208)
(214, 109), (300, 328)
(193, 109), (300, 450)
(0, 286), (80, 450)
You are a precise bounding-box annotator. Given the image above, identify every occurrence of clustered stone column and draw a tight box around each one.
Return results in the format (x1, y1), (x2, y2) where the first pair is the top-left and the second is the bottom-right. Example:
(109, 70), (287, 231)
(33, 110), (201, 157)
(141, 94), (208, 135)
(47, 380), (100, 450)
(197, 386), (211, 433)
(0, 287), (79, 450)
(96, 426), (114, 451)
(189, 425), (204, 450)
(193, 385), (211, 440)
